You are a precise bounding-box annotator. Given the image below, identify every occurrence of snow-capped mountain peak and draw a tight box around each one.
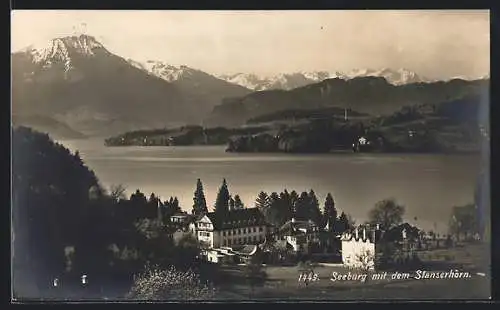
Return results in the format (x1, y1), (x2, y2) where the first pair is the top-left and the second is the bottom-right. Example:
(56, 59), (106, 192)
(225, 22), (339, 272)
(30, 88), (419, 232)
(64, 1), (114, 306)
(128, 59), (199, 82)
(346, 68), (424, 85)
(218, 68), (428, 91)
(20, 34), (107, 73)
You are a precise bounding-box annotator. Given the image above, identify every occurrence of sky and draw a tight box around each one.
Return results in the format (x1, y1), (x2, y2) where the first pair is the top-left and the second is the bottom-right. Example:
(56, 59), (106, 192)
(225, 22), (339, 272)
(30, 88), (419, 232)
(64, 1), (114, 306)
(11, 10), (490, 79)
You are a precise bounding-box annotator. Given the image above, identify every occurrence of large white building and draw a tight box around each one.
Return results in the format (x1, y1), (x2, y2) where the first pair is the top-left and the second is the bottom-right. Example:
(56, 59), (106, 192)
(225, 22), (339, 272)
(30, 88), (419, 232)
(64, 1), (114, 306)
(340, 226), (379, 270)
(340, 223), (420, 270)
(195, 208), (269, 249)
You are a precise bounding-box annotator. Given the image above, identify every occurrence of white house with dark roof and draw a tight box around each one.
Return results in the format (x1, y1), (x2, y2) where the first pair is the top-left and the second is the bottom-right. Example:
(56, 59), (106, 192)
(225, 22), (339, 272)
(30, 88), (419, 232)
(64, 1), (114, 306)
(195, 208), (269, 249)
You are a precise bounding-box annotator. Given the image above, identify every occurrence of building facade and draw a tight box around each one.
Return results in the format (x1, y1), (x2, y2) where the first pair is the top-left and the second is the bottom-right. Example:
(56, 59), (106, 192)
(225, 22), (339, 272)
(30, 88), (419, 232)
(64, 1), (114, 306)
(195, 208), (268, 249)
(277, 218), (321, 254)
(340, 223), (421, 270)
(340, 227), (378, 270)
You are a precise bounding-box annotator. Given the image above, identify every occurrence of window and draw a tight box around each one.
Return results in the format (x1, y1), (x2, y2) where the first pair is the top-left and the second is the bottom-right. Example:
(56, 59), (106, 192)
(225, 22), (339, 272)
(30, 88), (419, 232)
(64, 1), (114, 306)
(223, 231), (226, 236)
(239, 238), (242, 244)
(228, 239), (232, 246)
(253, 236), (257, 242)
(228, 230), (231, 236)
(243, 228), (246, 234)
(238, 229), (241, 234)
(223, 240), (227, 247)
(259, 227), (263, 232)
(253, 227), (256, 233)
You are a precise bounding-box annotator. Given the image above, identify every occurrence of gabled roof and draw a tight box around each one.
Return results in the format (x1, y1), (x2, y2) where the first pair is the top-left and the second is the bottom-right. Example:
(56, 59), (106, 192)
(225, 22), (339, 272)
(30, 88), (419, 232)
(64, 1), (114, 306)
(201, 207), (267, 230)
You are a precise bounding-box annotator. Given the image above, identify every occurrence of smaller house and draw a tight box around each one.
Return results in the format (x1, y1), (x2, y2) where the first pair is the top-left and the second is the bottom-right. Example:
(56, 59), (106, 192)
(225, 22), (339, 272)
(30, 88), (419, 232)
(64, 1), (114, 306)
(205, 248), (237, 264)
(170, 212), (191, 225)
(278, 218), (320, 254)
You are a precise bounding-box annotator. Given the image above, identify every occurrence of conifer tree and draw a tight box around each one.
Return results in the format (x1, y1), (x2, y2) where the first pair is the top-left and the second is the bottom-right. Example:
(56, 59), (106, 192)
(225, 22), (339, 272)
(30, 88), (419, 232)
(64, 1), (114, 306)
(214, 178), (230, 214)
(289, 190), (299, 215)
(308, 189), (322, 225)
(255, 191), (270, 210)
(192, 178), (208, 216)
(323, 193), (337, 229)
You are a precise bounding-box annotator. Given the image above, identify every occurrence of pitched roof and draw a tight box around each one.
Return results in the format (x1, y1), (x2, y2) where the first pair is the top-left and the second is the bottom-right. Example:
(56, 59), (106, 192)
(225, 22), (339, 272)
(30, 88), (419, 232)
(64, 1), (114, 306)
(204, 207), (267, 230)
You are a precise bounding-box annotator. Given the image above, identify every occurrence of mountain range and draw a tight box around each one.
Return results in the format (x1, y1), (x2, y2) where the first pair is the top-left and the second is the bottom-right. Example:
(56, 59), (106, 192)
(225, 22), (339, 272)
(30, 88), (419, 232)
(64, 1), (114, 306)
(11, 33), (489, 138)
(206, 77), (489, 128)
(218, 68), (428, 91)
(11, 34), (250, 137)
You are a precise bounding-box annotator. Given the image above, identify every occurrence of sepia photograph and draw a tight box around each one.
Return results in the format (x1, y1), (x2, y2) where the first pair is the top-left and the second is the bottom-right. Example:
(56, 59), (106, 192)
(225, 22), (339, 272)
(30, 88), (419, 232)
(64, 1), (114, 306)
(11, 10), (491, 301)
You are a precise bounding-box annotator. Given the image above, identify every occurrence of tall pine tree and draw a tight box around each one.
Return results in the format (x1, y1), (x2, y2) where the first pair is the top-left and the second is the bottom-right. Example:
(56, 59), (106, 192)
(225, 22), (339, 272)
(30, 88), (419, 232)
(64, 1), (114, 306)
(214, 178), (230, 214)
(308, 189), (322, 225)
(255, 191), (270, 210)
(289, 190), (299, 216)
(192, 178), (208, 216)
(323, 193), (337, 230)
(265, 192), (282, 226)
(295, 191), (310, 221)
(172, 197), (180, 212)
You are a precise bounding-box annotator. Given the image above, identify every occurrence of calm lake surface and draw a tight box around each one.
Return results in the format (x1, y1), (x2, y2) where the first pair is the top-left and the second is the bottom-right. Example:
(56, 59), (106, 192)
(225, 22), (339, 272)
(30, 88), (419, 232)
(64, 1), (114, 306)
(60, 138), (483, 234)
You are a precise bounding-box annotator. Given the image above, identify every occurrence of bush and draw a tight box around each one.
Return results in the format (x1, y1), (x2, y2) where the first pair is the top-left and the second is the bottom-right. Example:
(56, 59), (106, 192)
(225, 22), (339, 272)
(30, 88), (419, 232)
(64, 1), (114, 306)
(127, 264), (216, 300)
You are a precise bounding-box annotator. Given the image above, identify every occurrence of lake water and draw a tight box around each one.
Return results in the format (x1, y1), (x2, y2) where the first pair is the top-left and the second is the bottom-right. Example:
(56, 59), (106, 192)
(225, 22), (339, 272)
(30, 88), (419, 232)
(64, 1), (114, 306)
(59, 138), (483, 234)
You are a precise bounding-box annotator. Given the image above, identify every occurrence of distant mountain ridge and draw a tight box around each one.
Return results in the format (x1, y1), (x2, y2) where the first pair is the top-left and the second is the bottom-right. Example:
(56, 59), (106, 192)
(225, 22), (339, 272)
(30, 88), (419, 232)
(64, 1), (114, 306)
(206, 76), (489, 127)
(218, 68), (483, 91)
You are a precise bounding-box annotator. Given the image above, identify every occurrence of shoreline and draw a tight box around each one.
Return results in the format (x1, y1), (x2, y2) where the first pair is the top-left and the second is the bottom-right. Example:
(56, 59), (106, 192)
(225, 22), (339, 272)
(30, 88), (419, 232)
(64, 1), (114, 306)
(102, 143), (480, 156)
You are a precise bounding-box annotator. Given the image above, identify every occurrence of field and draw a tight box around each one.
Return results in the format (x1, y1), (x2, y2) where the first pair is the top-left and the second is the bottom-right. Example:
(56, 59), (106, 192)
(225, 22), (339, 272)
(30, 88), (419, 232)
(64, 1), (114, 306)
(212, 243), (491, 301)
